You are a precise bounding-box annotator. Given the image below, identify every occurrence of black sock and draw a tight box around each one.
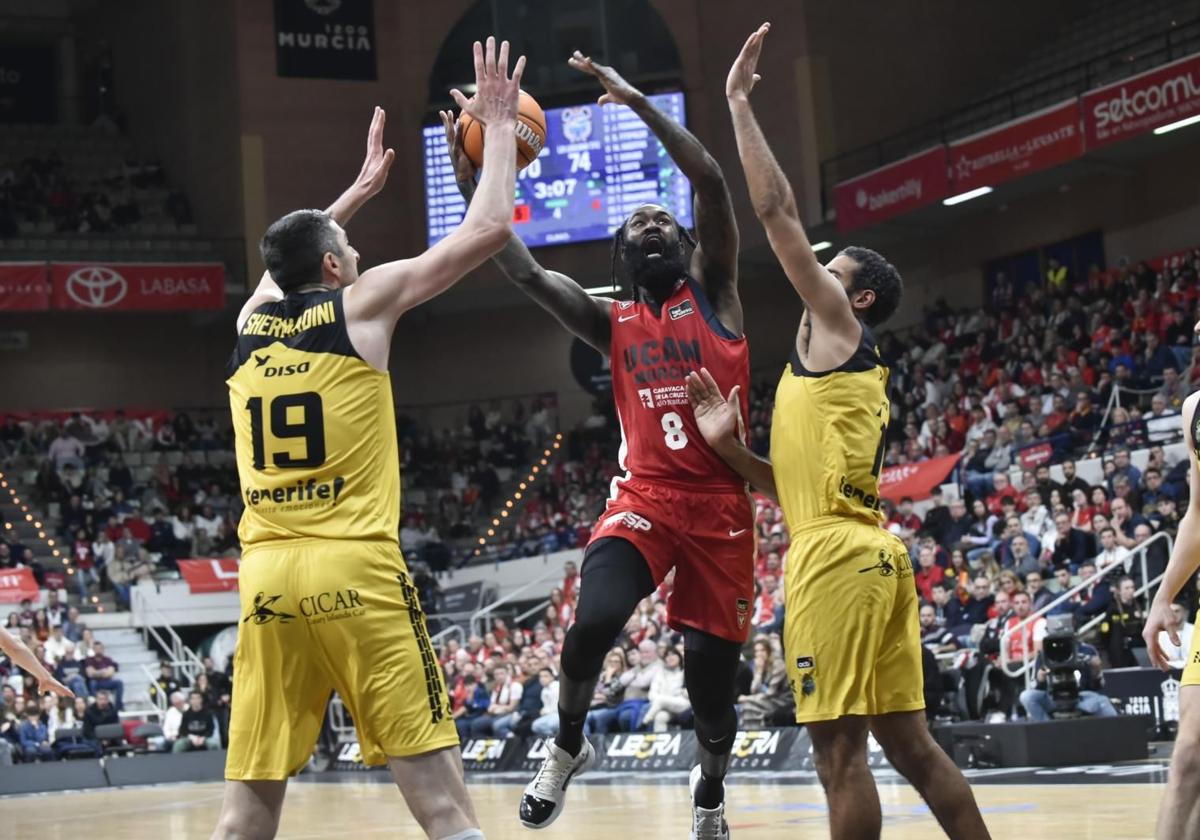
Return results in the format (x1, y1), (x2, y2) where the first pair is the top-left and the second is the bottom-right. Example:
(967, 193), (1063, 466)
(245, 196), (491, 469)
(553, 706), (587, 757)
(693, 771), (725, 810)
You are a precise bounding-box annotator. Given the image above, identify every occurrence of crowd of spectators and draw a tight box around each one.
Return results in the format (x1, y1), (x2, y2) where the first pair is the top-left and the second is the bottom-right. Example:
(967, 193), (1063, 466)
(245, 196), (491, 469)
(438, 558), (794, 742)
(0, 149), (194, 238)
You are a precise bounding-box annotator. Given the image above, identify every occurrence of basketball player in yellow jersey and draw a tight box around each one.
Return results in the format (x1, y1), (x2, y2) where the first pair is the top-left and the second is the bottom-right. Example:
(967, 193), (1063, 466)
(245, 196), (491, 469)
(1144, 375), (1200, 839)
(213, 38), (523, 840)
(685, 24), (989, 840)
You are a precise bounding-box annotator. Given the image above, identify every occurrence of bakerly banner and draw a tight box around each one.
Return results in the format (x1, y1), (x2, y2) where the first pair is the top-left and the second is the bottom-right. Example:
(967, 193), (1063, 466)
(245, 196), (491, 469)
(833, 147), (948, 232)
(179, 559), (241, 594)
(50, 262), (224, 311)
(948, 100), (1083, 192)
(274, 0), (377, 81)
(0, 262), (50, 310)
(1083, 51), (1200, 149)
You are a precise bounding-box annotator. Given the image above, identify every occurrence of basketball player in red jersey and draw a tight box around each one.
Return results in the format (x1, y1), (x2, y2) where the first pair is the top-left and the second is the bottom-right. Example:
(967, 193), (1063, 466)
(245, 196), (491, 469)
(444, 51), (746, 840)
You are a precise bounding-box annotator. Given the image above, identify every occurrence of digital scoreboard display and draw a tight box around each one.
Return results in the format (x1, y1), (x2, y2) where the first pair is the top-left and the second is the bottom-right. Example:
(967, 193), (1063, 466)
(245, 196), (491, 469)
(423, 92), (693, 248)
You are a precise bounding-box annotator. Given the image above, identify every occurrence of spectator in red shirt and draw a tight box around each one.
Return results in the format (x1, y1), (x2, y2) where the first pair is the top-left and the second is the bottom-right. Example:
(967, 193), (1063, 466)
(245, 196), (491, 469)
(561, 560), (580, 606)
(986, 473), (1020, 516)
(888, 497), (922, 536)
(913, 546), (946, 604)
(84, 641), (124, 710)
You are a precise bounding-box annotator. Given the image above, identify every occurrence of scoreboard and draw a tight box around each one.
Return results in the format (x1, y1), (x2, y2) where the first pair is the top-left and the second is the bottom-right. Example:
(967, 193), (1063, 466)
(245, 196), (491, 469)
(423, 92), (693, 248)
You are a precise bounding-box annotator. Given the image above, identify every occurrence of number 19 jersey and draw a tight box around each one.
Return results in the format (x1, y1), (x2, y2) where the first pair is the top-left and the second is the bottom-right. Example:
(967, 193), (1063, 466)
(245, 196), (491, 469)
(226, 289), (400, 548)
(609, 277), (749, 491)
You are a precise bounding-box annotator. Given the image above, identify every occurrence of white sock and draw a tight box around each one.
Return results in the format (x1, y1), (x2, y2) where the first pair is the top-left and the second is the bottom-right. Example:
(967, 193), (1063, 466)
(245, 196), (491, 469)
(437, 830), (485, 840)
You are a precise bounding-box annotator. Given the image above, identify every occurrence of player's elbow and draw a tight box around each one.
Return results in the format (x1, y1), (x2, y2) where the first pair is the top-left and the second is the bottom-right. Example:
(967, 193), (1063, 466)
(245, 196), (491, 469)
(473, 220), (512, 256)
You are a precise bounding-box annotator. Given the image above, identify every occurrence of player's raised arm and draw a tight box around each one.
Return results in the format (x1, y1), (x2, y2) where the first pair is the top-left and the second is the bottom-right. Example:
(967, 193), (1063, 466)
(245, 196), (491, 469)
(568, 51), (741, 333)
(0, 626), (73, 697)
(1144, 392), (1200, 669)
(345, 37), (523, 326)
(236, 106), (397, 332)
(726, 24), (856, 339)
(686, 367), (776, 499)
(440, 109), (611, 353)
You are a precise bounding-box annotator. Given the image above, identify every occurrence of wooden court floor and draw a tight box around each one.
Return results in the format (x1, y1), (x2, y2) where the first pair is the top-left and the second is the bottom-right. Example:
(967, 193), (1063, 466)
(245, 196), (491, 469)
(0, 773), (1166, 839)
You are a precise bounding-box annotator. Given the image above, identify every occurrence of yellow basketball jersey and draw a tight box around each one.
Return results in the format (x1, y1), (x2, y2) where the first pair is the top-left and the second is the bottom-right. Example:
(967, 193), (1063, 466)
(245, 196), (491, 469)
(226, 289), (399, 547)
(770, 322), (890, 530)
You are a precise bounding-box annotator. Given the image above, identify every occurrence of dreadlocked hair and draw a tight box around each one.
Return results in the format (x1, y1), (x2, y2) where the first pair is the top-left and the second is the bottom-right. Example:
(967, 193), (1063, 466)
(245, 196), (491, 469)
(609, 220), (697, 301)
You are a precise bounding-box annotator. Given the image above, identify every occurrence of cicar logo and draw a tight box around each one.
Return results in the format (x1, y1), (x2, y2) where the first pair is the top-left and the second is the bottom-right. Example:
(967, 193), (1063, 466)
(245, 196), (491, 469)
(732, 730), (781, 759)
(461, 739), (506, 762)
(605, 733), (681, 759)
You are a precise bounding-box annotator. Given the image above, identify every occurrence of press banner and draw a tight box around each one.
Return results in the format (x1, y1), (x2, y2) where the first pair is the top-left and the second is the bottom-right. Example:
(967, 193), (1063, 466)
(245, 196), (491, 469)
(879, 453), (961, 503)
(274, 0), (377, 80)
(1083, 51), (1200, 149)
(0, 262), (50, 310)
(49, 262), (225, 310)
(833, 146), (948, 232)
(0, 568), (40, 604)
(179, 559), (241, 594)
(949, 100), (1083, 191)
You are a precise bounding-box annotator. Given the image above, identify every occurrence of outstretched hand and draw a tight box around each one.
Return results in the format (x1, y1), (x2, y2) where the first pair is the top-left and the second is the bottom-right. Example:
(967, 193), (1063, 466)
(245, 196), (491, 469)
(686, 367), (742, 449)
(450, 36), (525, 128)
(439, 109), (477, 183)
(353, 106), (395, 199)
(727, 22), (770, 101)
(568, 50), (642, 106)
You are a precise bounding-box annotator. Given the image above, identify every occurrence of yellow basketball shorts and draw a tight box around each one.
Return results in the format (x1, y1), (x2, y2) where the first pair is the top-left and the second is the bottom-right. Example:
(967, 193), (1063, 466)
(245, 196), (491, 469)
(783, 517), (925, 723)
(1182, 624), (1200, 686)
(225, 539), (458, 780)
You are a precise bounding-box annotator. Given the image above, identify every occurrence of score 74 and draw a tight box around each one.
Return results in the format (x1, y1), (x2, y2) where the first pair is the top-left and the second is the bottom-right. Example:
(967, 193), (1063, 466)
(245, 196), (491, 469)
(516, 150), (592, 182)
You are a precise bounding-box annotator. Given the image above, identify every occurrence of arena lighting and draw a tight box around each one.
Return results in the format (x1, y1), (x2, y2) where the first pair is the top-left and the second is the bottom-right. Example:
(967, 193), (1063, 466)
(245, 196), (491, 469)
(810, 240), (833, 253)
(47, 539), (54, 546)
(942, 186), (993, 206)
(500, 510), (509, 517)
(487, 529), (495, 537)
(519, 482), (527, 490)
(514, 492), (522, 500)
(1154, 113), (1200, 135)
(582, 285), (620, 295)
(37, 532), (45, 539)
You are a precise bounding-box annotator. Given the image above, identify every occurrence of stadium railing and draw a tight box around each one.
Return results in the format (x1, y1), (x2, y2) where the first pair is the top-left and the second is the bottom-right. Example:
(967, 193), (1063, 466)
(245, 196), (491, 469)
(469, 565), (564, 638)
(997, 530), (1173, 688)
(131, 586), (206, 716)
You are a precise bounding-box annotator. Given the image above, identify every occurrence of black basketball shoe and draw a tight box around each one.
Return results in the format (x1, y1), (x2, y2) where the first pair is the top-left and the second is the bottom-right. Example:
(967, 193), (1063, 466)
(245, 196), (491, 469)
(518, 739), (596, 829)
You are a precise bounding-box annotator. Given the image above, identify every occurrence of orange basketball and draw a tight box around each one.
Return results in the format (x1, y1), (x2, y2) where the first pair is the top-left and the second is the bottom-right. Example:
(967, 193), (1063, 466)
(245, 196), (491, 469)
(459, 90), (546, 171)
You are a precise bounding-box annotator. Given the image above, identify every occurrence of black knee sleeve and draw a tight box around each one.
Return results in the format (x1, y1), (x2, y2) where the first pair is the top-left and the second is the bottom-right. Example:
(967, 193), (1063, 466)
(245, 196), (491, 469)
(684, 628), (741, 756)
(558, 538), (655, 682)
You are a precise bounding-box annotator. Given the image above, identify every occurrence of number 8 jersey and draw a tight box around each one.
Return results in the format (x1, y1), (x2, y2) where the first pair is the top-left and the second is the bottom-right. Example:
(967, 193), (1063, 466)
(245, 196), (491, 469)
(226, 289), (400, 547)
(609, 278), (750, 492)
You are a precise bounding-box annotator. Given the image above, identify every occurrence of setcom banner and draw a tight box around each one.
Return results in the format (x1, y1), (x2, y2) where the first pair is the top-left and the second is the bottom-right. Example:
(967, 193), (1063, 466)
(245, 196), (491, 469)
(1083, 51), (1200, 149)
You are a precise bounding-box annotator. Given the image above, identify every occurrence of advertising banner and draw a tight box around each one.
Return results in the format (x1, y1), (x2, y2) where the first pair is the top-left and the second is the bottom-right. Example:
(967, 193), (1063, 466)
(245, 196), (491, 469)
(833, 146), (948, 232)
(0, 568), (39, 604)
(179, 559), (241, 594)
(949, 100), (1083, 191)
(878, 453), (961, 503)
(49, 262), (224, 311)
(0, 262), (50, 310)
(274, 0), (377, 80)
(1083, 52), (1200, 148)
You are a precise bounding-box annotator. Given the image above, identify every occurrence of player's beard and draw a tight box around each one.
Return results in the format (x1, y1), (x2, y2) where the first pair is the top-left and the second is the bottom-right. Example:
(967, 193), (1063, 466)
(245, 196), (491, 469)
(624, 238), (686, 304)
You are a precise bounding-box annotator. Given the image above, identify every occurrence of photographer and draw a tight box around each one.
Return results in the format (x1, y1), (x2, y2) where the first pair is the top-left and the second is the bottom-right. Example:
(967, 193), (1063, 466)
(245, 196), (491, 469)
(1018, 638), (1116, 721)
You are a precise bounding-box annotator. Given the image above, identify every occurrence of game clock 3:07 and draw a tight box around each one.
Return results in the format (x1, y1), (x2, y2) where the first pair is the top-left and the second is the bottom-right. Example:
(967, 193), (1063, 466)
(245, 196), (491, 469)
(423, 91), (693, 249)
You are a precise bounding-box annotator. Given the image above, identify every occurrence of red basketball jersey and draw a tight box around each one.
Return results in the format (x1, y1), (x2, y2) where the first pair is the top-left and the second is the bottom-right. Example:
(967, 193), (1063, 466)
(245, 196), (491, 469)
(608, 277), (750, 492)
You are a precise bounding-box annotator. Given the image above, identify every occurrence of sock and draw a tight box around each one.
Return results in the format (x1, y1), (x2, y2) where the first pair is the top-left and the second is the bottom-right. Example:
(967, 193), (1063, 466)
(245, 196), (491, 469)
(437, 830), (485, 840)
(693, 771), (725, 810)
(553, 705), (588, 757)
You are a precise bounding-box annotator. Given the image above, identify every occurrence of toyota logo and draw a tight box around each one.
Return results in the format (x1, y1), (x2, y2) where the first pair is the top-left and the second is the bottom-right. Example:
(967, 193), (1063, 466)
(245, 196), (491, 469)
(65, 266), (128, 308)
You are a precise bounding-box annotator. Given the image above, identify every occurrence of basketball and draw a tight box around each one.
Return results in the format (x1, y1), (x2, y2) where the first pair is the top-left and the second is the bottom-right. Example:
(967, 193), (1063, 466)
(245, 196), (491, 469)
(459, 89), (546, 171)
